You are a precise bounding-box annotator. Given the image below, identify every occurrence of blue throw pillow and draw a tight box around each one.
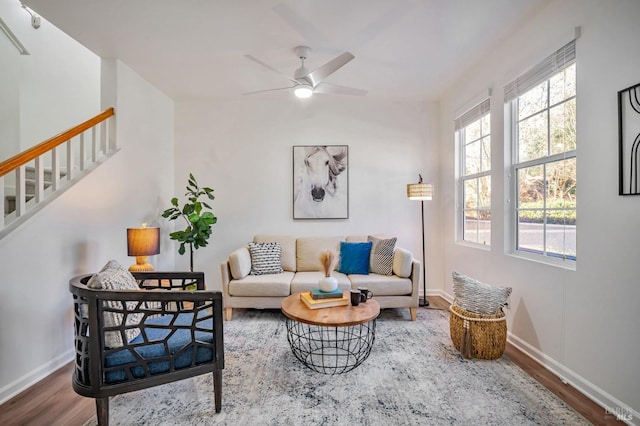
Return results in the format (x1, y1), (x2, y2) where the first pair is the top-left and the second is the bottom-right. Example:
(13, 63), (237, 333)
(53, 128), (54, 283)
(338, 241), (372, 275)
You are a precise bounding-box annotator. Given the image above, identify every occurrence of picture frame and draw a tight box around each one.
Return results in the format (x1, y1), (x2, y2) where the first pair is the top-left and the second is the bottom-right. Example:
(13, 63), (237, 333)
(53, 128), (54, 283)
(293, 145), (349, 219)
(618, 82), (640, 195)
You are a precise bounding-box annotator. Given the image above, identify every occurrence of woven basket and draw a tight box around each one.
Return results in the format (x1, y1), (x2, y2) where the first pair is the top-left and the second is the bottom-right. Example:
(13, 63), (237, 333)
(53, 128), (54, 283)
(449, 304), (507, 360)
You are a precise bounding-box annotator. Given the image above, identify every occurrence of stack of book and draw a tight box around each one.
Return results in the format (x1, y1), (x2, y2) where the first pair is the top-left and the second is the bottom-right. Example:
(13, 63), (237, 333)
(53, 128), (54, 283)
(300, 288), (348, 309)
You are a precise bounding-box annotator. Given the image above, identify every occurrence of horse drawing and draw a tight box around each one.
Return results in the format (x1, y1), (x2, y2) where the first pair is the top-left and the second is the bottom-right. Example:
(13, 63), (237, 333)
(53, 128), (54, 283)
(294, 146), (348, 218)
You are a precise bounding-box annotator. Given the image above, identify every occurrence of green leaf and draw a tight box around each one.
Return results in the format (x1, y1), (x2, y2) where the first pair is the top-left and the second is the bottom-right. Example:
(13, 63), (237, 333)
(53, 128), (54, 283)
(163, 173), (217, 262)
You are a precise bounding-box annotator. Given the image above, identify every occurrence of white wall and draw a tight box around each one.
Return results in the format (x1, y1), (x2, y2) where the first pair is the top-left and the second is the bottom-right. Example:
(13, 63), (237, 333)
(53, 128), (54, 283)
(438, 0), (640, 418)
(174, 97), (442, 293)
(0, 3), (20, 160)
(0, 0), (101, 157)
(0, 58), (175, 403)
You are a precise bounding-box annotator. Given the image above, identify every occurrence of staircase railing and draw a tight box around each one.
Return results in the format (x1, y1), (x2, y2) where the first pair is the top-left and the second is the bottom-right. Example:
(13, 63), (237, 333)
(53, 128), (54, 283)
(0, 108), (116, 238)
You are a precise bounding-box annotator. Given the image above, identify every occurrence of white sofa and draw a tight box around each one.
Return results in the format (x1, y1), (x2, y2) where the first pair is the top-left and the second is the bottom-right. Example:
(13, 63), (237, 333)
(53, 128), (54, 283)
(220, 234), (421, 321)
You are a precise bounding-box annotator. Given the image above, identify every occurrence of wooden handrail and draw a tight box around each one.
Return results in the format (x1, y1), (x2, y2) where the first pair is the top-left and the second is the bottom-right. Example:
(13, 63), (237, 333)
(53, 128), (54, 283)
(0, 107), (115, 177)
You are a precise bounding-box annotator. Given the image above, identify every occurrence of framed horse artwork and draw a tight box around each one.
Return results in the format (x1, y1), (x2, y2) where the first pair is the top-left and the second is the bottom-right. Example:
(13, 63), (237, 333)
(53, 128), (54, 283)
(293, 145), (348, 219)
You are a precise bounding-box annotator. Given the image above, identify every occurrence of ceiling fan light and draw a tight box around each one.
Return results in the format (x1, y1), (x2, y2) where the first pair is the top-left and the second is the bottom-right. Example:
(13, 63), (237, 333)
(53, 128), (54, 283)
(294, 84), (313, 98)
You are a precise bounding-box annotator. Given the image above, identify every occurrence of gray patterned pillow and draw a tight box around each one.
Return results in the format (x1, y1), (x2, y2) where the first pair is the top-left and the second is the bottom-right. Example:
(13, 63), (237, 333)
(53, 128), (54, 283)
(368, 236), (397, 275)
(452, 272), (512, 315)
(87, 260), (143, 348)
(248, 242), (283, 275)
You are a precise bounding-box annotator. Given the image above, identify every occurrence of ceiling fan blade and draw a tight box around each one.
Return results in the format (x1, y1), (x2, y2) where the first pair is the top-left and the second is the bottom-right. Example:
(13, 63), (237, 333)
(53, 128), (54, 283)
(244, 54), (300, 85)
(314, 82), (367, 96)
(242, 86), (293, 96)
(303, 52), (355, 86)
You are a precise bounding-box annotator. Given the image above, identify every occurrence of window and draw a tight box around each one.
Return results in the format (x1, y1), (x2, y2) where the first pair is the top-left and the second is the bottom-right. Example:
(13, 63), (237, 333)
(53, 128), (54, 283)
(456, 98), (491, 246)
(505, 41), (576, 261)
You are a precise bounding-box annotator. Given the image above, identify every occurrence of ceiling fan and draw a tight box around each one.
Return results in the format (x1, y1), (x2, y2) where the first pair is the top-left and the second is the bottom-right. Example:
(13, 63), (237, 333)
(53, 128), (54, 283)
(243, 46), (367, 98)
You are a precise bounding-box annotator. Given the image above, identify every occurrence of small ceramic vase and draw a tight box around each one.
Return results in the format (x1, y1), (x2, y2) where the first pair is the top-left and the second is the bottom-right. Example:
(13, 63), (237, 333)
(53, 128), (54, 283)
(318, 276), (338, 292)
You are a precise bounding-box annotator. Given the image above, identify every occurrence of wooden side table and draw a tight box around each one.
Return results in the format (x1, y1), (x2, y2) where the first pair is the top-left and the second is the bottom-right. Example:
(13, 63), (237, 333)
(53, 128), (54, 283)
(281, 292), (380, 374)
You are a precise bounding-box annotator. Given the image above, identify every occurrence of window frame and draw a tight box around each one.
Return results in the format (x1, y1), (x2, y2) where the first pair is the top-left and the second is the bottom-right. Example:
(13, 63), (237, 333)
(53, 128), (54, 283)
(506, 41), (577, 265)
(456, 98), (491, 248)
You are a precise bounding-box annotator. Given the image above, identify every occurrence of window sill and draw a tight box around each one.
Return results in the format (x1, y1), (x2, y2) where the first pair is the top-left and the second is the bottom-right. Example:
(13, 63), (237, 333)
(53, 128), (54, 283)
(507, 250), (576, 271)
(456, 240), (491, 251)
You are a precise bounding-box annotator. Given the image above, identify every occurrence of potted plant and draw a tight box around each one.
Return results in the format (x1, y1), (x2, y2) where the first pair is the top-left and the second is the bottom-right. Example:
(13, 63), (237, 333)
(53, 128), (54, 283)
(162, 173), (217, 271)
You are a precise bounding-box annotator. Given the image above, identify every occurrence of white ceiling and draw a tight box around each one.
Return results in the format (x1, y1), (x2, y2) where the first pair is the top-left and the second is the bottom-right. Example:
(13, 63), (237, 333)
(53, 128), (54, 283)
(23, 0), (546, 101)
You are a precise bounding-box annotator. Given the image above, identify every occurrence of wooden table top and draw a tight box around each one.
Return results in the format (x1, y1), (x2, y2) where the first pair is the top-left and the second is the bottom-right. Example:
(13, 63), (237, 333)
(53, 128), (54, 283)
(281, 291), (380, 327)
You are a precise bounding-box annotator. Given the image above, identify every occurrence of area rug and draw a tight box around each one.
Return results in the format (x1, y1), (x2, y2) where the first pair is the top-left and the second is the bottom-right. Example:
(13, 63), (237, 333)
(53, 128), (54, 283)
(84, 307), (589, 425)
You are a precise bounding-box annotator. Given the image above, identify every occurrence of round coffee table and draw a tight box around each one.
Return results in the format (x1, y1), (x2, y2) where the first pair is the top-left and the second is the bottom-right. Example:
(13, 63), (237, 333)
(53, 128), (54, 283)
(281, 292), (380, 374)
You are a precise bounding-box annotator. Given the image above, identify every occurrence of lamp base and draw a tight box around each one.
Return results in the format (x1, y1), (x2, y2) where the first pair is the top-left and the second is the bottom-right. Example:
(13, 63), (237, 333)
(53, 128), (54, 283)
(419, 296), (430, 307)
(129, 256), (155, 272)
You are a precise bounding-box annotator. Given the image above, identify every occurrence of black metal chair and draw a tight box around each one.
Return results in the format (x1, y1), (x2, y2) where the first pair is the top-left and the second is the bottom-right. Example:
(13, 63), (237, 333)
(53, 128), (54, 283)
(69, 271), (224, 426)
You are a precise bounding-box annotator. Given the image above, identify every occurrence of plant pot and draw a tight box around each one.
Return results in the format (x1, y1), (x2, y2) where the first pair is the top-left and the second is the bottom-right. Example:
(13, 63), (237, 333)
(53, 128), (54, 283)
(318, 276), (338, 292)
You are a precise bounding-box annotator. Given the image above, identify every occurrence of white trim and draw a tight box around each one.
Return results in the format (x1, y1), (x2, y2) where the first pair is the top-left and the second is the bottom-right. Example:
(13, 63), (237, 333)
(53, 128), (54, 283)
(0, 349), (74, 405)
(507, 249), (577, 271)
(508, 334), (639, 425)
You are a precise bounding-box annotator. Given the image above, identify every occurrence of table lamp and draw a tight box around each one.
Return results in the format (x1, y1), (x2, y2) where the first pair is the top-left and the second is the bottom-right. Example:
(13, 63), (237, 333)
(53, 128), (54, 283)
(127, 223), (160, 272)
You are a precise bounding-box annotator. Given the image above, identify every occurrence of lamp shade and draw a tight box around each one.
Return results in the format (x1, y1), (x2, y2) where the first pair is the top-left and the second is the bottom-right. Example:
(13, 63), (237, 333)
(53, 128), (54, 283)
(407, 182), (433, 200)
(127, 226), (160, 256)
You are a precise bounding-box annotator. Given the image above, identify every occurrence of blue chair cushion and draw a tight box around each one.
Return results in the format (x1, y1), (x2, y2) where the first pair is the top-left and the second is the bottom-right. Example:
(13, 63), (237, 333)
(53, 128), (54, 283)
(104, 311), (214, 383)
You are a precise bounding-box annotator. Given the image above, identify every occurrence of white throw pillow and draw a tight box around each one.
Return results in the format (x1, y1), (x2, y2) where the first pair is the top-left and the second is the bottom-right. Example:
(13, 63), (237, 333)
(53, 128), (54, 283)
(452, 271), (512, 315)
(248, 242), (283, 275)
(229, 246), (251, 279)
(86, 260), (143, 348)
(392, 248), (413, 278)
(253, 235), (297, 272)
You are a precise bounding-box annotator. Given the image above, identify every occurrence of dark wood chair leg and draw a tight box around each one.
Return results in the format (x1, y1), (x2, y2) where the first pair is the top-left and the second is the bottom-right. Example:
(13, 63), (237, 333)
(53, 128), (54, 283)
(213, 370), (222, 413)
(96, 397), (109, 426)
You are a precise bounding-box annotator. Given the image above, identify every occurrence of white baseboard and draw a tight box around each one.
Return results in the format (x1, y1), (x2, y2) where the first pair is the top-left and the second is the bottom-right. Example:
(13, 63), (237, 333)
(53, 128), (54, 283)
(0, 350), (74, 405)
(430, 289), (638, 425)
(508, 334), (639, 425)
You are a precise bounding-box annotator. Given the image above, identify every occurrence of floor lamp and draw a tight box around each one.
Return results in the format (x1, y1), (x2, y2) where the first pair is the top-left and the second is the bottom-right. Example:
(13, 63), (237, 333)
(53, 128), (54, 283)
(407, 174), (433, 307)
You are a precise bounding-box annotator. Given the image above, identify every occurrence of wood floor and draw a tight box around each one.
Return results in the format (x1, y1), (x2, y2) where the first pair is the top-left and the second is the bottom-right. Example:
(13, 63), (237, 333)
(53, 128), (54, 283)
(0, 297), (622, 426)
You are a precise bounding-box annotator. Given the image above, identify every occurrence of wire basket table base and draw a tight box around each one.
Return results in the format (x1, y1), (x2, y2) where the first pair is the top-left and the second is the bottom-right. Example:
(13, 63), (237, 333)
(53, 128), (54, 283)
(285, 318), (376, 374)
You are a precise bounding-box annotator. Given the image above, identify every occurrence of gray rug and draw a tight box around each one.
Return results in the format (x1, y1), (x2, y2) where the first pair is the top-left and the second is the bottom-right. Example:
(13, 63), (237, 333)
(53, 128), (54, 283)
(86, 307), (590, 425)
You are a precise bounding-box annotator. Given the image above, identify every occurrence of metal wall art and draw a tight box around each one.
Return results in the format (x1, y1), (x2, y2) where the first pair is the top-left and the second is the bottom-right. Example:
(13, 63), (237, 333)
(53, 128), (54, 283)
(618, 82), (640, 195)
(293, 145), (348, 219)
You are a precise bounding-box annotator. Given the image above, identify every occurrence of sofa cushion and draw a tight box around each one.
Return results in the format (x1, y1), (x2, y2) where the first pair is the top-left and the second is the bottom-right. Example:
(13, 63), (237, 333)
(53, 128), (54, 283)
(229, 246), (251, 280)
(345, 235), (367, 242)
(228, 272), (294, 297)
(368, 236), (397, 275)
(296, 236), (343, 272)
(392, 248), (413, 278)
(248, 242), (283, 275)
(253, 235), (297, 272)
(348, 273), (413, 296)
(452, 272), (512, 315)
(338, 241), (372, 275)
(104, 311), (213, 383)
(86, 260), (143, 348)
(291, 271), (351, 294)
